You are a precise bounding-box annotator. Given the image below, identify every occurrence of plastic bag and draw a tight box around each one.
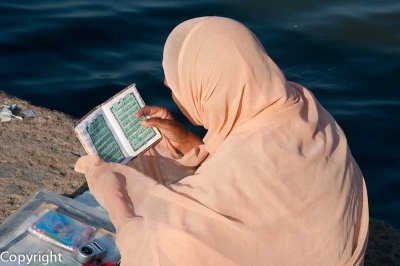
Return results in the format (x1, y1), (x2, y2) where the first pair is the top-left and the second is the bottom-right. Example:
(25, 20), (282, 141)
(28, 209), (96, 251)
(0, 190), (120, 265)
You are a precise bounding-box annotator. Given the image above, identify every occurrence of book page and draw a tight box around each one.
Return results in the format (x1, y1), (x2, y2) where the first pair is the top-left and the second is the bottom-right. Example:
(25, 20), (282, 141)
(102, 84), (162, 158)
(74, 109), (127, 163)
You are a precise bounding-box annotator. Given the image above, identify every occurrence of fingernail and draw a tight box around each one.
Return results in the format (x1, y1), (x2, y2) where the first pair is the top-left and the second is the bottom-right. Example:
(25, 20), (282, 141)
(141, 121), (147, 127)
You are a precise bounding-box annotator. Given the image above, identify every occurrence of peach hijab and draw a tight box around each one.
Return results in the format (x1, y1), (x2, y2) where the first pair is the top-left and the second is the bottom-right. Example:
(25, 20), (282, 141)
(76, 17), (369, 265)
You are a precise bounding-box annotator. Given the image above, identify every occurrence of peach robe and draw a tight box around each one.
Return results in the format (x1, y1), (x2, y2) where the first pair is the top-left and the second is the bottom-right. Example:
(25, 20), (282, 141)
(76, 17), (369, 265)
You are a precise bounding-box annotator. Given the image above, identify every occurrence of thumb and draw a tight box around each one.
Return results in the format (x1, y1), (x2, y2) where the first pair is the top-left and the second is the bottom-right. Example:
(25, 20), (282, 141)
(75, 155), (104, 174)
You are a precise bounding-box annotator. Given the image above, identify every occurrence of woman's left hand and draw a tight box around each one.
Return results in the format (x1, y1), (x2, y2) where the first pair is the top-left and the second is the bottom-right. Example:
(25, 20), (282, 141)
(75, 155), (107, 202)
(75, 155), (136, 228)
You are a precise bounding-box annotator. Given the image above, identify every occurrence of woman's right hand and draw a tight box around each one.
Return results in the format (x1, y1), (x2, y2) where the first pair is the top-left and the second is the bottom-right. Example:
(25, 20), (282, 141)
(137, 106), (203, 155)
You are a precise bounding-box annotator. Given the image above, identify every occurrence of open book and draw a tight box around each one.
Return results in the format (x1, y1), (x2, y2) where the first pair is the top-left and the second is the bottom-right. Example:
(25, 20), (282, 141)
(75, 84), (162, 164)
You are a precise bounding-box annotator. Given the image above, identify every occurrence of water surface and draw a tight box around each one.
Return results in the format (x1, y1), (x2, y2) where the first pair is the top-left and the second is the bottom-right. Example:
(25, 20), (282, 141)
(1, 0), (399, 226)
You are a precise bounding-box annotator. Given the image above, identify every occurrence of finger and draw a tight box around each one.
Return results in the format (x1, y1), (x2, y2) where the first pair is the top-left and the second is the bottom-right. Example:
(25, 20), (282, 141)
(141, 118), (171, 130)
(136, 106), (173, 120)
(136, 106), (157, 118)
(136, 106), (162, 118)
(75, 155), (104, 174)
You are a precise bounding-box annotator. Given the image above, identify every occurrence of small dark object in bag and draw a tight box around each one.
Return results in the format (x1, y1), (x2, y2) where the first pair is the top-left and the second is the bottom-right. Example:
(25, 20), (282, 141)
(76, 240), (107, 264)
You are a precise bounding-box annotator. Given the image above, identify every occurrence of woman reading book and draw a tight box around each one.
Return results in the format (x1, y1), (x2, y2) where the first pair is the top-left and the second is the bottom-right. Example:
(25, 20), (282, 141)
(75, 17), (369, 265)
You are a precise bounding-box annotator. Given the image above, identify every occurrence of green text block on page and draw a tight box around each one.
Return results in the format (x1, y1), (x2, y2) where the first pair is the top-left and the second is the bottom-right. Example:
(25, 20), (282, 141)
(111, 93), (156, 151)
(87, 115), (124, 162)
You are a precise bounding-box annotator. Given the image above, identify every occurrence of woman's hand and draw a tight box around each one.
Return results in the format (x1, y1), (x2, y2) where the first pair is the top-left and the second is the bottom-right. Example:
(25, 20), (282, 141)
(137, 106), (203, 154)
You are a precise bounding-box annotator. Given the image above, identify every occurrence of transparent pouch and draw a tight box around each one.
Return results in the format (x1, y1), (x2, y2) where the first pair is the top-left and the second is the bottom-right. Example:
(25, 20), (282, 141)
(28, 209), (97, 252)
(0, 190), (120, 265)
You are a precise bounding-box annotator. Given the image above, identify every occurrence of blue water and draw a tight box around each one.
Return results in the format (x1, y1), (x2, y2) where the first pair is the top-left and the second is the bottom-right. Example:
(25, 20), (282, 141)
(1, 1), (399, 226)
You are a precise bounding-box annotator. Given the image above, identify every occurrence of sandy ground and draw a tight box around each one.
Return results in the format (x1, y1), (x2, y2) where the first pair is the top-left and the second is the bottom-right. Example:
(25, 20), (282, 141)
(0, 91), (87, 222)
(0, 91), (399, 265)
